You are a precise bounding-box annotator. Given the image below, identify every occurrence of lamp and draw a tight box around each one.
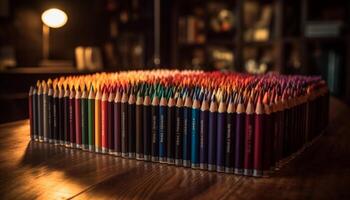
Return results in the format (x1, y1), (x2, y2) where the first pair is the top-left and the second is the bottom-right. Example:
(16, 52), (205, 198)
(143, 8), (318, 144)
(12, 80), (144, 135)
(40, 8), (69, 66)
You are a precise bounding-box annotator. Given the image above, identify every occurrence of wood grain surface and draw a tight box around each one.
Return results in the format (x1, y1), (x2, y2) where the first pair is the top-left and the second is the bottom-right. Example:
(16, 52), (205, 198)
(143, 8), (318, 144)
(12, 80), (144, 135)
(0, 98), (349, 200)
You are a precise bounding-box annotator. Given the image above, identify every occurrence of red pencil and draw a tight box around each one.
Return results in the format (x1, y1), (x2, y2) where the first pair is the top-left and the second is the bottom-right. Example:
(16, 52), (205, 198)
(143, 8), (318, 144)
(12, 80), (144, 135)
(101, 90), (108, 153)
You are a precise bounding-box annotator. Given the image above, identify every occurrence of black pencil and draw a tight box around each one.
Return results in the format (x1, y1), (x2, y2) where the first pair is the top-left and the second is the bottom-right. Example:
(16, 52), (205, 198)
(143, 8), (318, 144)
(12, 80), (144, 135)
(114, 89), (122, 156)
(47, 81), (54, 143)
(32, 86), (38, 141)
(81, 85), (88, 150)
(143, 91), (152, 161)
(136, 91), (144, 160)
(159, 93), (168, 163)
(225, 95), (235, 173)
(63, 85), (70, 147)
(42, 81), (49, 143)
(151, 94), (159, 162)
(29, 86), (34, 140)
(235, 96), (245, 175)
(58, 84), (64, 145)
(107, 91), (115, 154)
(128, 91), (136, 158)
(183, 93), (192, 167)
(53, 82), (59, 144)
(217, 92), (227, 172)
(121, 89), (129, 158)
(37, 82), (43, 142)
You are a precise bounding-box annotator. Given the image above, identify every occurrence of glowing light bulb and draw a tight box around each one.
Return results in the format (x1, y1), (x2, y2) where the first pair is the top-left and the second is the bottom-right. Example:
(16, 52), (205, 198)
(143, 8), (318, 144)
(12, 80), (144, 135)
(41, 8), (68, 28)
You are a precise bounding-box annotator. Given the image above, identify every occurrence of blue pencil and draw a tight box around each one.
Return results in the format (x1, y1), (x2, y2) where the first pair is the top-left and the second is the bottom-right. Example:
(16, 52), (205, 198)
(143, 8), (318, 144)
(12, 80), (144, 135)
(175, 93), (184, 166)
(191, 95), (200, 169)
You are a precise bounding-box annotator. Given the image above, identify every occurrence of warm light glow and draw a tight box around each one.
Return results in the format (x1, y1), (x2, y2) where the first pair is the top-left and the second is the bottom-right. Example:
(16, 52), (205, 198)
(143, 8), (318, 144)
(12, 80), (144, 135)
(41, 8), (68, 28)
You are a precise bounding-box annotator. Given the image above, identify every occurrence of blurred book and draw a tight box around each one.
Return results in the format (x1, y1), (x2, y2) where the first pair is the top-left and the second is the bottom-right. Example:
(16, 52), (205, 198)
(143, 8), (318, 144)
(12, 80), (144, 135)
(327, 50), (341, 95)
(178, 16), (206, 44)
(312, 47), (342, 96)
(244, 47), (273, 74)
(75, 46), (103, 71)
(0, 46), (16, 70)
(207, 2), (235, 34)
(244, 2), (273, 42)
(104, 33), (144, 69)
(305, 21), (343, 38)
(208, 46), (234, 70)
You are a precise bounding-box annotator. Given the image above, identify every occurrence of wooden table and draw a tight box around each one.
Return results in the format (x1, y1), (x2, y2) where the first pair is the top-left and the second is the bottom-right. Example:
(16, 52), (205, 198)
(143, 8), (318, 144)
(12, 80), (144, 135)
(0, 98), (349, 200)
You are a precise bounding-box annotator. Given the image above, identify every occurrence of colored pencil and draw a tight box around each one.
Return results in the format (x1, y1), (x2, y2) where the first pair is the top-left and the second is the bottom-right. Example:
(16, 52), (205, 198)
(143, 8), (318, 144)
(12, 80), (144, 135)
(42, 81), (49, 143)
(151, 93), (159, 162)
(47, 81), (54, 143)
(75, 85), (82, 149)
(253, 96), (264, 177)
(52, 83), (59, 144)
(88, 86), (95, 151)
(69, 86), (76, 147)
(63, 85), (70, 146)
(191, 94), (200, 169)
(58, 83), (64, 145)
(167, 94), (176, 164)
(244, 98), (255, 176)
(143, 92), (152, 161)
(136, 91), (144, 160)
(199, 93), (209, 170)
(175, 95), (184, 166)
(29, 86), (34, 140)
(37, 82), (43, 142)
(208, 94), (217, 171)
(114, 89), (122, 156)
(101, 90), (108, 153)
(107, 90), (115, 154)
(95, 88), (102, 153)
(121, 89), (129, 158)
(159, 92), (168, 163)
(225, 94), (235, 173)
(217, 93), (227, 172)
(128, 90), (136, 158)
(183, 93), (192, 167)
(235, 97), (245, 175)
(81, 85), (89, 150)
(28, 70), (329, 177)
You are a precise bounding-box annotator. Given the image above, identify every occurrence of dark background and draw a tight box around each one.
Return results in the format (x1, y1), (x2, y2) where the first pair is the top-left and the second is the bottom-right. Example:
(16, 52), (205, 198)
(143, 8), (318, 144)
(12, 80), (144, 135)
(0, 0), (349, 123)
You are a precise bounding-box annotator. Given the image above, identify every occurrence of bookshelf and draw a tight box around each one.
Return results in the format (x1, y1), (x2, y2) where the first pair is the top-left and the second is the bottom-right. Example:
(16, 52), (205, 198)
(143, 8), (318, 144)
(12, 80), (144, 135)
(170, 0), (350, 102)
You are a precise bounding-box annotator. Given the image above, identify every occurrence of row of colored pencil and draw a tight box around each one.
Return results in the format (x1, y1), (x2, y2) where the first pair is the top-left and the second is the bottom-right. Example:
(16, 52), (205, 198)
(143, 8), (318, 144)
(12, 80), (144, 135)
(28, 70), (329, 177)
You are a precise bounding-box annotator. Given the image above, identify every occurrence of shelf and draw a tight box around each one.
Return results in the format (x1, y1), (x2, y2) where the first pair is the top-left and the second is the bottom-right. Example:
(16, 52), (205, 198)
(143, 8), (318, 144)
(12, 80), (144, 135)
(0, 67), (99, 74)
(283, 37), (301, 44)
(178, 39), (235, 48)
(207, 39), (235, 46)
(305, 36), (346, 43)
(243, 40), (275, 47)
(178, 43), (205, 48)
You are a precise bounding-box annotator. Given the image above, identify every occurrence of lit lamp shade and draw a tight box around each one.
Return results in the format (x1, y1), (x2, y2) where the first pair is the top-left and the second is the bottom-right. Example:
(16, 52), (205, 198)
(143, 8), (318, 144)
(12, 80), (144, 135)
(41, 8), (68, 28)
